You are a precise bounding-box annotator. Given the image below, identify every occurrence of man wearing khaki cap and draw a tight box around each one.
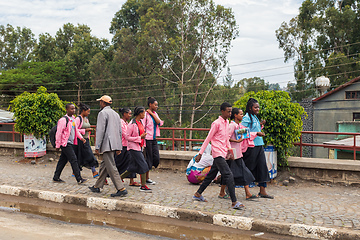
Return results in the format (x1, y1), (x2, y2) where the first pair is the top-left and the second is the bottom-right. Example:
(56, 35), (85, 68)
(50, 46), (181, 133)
(89, 95), (127, 197)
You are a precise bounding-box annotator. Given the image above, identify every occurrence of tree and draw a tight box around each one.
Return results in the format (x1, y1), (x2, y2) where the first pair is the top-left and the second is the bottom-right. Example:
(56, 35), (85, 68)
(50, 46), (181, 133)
(0, 24), (36, 70)
(0, 61), (70, 97)
(276, 0), (360, 102)
(238, 77), (269, 93)
(268, 83), (281, 91)
(109, 0), (239, 131)
(234, 90), (307, 167)
(8, 86), (66, 138)
(33, 23), (112, 104)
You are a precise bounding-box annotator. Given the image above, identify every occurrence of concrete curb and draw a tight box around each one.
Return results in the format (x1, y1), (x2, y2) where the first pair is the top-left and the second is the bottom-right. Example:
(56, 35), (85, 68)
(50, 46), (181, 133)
(0, 185), (359, 240)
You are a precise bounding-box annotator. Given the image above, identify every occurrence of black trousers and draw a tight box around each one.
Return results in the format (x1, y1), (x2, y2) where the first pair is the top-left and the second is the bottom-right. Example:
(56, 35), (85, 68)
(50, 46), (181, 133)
(197, 157), (237, 203)
(53, 144), (82, 182)
(145, 139), (160, 169)
(242, 146), (270, 184)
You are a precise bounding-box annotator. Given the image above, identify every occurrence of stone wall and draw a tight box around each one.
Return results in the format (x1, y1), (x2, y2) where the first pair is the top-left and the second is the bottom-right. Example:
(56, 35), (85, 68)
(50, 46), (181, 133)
(288, 157), (360, 185)
(300, 98), (314, 158)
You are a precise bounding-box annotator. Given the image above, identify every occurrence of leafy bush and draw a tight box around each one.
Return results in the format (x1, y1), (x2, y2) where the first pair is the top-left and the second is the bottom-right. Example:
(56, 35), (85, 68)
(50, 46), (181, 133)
(234, 90), (307, 167)
(8, 86), (66, 138)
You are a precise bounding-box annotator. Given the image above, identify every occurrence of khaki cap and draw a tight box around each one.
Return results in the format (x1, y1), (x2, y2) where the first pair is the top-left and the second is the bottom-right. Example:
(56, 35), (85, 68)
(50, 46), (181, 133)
(96, 95), (112, 104)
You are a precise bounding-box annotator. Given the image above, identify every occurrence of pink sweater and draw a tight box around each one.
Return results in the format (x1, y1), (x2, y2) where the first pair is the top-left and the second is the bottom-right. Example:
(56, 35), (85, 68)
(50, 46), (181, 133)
(55, 115), (83, 148)
(121, 118), (128, 147)
(142, 111), (164, 140)
(75, 116), (85, 136)
(126, 120), (145, 151)
(199, 116), (231, 159)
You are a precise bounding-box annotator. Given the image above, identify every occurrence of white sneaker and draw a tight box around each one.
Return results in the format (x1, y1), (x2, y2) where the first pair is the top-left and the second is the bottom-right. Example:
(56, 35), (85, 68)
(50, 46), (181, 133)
(146, 179), (156, 185)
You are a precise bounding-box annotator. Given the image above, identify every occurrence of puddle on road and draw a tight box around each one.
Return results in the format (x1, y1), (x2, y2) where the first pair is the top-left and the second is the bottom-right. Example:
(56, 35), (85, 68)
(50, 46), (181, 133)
(0, 196), (294, 240)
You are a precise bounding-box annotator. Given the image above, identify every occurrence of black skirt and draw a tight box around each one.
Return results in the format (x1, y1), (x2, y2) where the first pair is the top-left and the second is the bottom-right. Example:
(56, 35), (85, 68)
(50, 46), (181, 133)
(242, 146), (270, 183)
(228, 158), (255, 186)
(74, 138), (98, 169)
(115, 147), (136, 178)
(145, 139), (160, 169)
(128, 149), (149, 174)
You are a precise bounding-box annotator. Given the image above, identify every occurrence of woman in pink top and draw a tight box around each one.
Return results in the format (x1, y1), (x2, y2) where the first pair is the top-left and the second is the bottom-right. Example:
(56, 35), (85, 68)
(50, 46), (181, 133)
(120, 107), (152, 192)
(142, 97), (164, 185)
(115, 107), (140, 187)
(74, 103), (99, 177)
(224, 108), (258, 201)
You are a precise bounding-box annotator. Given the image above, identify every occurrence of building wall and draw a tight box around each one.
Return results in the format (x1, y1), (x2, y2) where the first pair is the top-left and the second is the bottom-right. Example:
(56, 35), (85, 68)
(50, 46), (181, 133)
(313, 82), (360, 158)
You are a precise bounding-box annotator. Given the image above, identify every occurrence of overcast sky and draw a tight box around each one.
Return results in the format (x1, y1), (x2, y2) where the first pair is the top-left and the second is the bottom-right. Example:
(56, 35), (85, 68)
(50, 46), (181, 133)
(0, 0), (303, 87)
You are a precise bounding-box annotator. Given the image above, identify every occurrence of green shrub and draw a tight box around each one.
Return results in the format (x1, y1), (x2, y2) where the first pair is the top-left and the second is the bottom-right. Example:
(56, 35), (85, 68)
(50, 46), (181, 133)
(234, 90), (307, 167)
(8, 86), (66, 138)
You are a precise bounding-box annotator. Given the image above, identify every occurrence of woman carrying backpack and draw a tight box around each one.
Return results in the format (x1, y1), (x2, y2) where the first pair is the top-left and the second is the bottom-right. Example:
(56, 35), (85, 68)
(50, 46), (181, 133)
(74, 103), (99, 177)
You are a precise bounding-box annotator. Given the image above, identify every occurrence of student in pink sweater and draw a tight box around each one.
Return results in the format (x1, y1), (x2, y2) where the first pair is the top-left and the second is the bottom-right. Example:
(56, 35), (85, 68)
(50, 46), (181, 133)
(142, 97), (164, 185)
(193, 102), (244, 210)
(120, 107), (152, 192)
(53, 103), (87, 184)
(224, 108), (258, 201)
(115, 107), (139, 186)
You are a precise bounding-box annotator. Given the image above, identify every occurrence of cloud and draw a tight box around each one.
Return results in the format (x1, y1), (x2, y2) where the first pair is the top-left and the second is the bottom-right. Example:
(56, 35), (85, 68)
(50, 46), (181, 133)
(213, 0), (302, 86)
(0, 0), (125, 39)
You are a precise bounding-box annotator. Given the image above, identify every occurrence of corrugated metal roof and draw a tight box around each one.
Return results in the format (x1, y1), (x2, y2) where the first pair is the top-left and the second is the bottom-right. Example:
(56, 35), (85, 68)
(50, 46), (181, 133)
(0, 109), (14, 123)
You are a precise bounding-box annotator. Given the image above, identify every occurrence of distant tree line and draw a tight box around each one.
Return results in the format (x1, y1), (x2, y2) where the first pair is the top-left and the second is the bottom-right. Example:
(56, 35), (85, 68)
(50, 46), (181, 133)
(1, 0), (280, 128)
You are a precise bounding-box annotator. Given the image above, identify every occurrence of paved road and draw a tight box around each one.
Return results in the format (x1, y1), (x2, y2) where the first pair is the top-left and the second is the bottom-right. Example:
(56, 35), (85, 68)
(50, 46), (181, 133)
(0, 155), (359, 231)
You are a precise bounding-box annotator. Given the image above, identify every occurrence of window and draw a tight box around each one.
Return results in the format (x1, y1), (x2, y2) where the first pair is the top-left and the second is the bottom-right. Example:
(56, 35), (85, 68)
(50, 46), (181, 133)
(353, 113), (360, 121)
(345, 91), (360, 99)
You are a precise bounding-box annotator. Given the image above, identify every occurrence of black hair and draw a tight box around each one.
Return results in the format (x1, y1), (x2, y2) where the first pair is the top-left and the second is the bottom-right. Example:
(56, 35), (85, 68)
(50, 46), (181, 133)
(119, 107), (131, 116)
(245, 98), (259, 126)
(220, 102), (232, 111)
(147, 97), (157, 107)
(133, 106), (145, 116)
(230, 108), (240, 120)
(78, 103), (90, 114)
(65, 103), (74, 109)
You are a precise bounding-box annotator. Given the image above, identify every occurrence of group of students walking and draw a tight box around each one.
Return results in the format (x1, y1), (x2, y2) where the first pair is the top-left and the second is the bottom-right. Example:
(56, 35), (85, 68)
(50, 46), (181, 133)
(52, 95), (163, 197)
(193, 98), (273, 210)
(52, 94), (273, 208)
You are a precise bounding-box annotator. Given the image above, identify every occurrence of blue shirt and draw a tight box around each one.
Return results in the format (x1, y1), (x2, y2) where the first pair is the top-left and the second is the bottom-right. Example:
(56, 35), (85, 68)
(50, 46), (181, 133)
(241, 113), (264, 146)
(151, 115), (157, 140)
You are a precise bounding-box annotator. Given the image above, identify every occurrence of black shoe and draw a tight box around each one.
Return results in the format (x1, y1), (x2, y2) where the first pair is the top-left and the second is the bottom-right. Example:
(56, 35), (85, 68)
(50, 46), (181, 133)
(78, 178), (88, 184)
(53, 178), (65, 183)
(110, 189), (128, 197)
(89, 186), (100, 193)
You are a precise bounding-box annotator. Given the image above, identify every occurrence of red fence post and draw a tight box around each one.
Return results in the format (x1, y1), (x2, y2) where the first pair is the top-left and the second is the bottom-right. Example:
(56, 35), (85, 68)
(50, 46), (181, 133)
(300, 134), (303, 157)
(12, 124), (15, 142)
(172, 129), (175, 150)
(184, 130), (187, 151)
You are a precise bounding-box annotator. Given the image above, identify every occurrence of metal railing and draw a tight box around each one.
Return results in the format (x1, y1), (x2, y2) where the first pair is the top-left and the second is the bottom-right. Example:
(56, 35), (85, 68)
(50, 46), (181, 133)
(294, 131), (360, 160)
(3, 122), (360, 158)
(0, 123), (23, 142)
(156, 127), (209, 151)
(88, 126), (209, 151)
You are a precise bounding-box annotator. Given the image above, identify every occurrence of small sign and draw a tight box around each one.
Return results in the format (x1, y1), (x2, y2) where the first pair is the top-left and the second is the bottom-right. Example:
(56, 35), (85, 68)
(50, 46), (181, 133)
(24, 135), (46, 157)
